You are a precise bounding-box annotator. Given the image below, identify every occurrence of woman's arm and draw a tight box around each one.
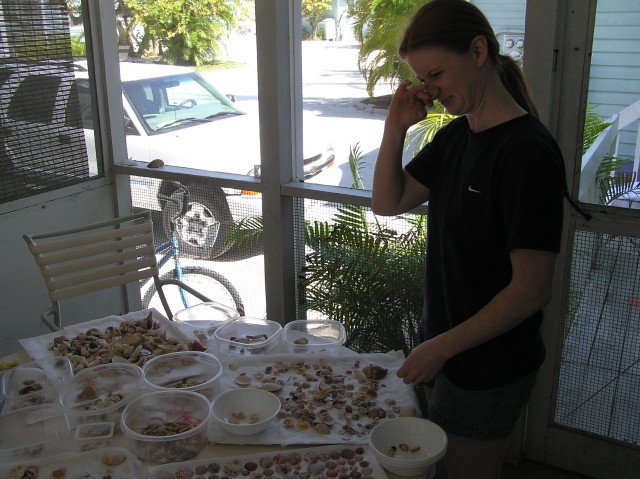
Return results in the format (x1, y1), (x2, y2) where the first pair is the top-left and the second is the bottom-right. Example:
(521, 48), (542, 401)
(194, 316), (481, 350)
(396, 248), (558, 384)
(372, 80), (432, 216)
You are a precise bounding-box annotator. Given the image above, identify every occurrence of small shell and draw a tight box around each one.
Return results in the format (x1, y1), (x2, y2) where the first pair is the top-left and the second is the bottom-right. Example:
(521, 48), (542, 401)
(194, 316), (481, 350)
(399, 406), (416, 417)
(234, 374), (252, 387)
(314, 422), (331, 434)
(260, 382), (282, 392)
(363, 363), (388, 380)
(102, 453), (127, 466)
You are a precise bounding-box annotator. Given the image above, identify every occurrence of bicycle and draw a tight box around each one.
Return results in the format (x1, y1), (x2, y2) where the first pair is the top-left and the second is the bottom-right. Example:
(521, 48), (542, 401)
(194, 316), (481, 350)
(141, 182), (245, 316)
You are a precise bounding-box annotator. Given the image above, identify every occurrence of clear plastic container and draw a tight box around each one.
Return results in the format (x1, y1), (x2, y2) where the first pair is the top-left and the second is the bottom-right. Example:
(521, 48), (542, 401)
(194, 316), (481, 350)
(0, 404), (70, 464)
(73, 421), (115, 452)
(282, 319), (346, 355)
(1, 356), (73, 412)
(213, 317), (282, 356)
(59, 362), (143, 427)
(173, 302), (239, 345)
(120, 390), (211, 464)
(142, 351), (222, 401)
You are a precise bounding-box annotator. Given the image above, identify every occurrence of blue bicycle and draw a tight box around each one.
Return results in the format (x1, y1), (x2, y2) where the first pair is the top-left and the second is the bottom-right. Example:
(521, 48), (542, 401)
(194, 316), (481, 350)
(142, 183), (245, 315)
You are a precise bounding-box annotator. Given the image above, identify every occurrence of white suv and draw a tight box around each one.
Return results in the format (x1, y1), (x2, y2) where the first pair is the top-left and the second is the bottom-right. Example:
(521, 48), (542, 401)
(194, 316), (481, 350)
(80, 61), (334, 258)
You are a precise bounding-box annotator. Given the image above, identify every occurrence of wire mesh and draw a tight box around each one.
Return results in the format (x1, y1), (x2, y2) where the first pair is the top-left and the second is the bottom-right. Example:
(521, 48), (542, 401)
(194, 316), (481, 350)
(556, 230), (640, 445)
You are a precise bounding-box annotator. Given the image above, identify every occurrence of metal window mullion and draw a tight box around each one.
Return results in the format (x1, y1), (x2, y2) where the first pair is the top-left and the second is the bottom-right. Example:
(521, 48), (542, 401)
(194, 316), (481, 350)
(256, 0), (300, 325)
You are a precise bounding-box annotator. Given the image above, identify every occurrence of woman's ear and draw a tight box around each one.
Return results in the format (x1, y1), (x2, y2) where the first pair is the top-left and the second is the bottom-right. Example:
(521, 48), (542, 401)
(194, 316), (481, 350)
(470, 35), (489, 66)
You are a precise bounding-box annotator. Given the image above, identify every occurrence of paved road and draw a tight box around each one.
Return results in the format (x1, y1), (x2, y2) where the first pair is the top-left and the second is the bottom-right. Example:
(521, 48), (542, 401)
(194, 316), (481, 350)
(201, 36), (400, 189)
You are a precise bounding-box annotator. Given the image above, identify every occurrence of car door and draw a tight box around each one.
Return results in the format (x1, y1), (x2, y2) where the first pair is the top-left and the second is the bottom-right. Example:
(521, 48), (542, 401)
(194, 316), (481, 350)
(4, 67), (89, 182)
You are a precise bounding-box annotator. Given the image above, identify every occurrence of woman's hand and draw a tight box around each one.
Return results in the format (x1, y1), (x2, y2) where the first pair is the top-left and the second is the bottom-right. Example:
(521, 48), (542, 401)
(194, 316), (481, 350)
(387, 80), (435, 132)
(396, 336), (449, 385)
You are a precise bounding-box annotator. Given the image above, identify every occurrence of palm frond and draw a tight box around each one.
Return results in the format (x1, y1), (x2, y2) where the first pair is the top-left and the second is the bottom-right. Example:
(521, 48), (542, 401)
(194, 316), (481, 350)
(227, 215), (264, 247)
(599, 171), (640, 205)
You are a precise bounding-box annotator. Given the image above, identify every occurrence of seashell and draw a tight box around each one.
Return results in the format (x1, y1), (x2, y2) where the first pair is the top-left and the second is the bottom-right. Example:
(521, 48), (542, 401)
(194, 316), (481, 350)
(307, 463), (325, 475)
(156, 343), (180, 354)
(258, 456), (273, 468)
(121, 332), (141, 346)
(101, 453), (127, 466)
(399, 406), (416, 417)
(303, 452), (319, 464)
(362, 363), (388, 380)
(295, 420), (310, 431)
(286, 452), (302, 465)
(234, 374), (252, 387)
(320, 413), (335, 426)
(223, 462), (245, 476)
(314, 422), (331, 434)
(244, 461), (258, 471)
(260, 382), (282, 393)
(274, 463), (292, 475)
(340, 448), (356, 459)
(398, 443), (409, 452)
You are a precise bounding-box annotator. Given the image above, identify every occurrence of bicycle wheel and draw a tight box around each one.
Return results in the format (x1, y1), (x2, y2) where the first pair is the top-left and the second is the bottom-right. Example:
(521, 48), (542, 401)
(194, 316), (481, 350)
(143, 266), (245, 316)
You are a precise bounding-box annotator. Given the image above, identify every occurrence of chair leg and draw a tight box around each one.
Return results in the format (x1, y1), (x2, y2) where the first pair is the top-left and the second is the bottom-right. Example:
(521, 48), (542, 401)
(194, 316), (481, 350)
(41, 304), (61, 331)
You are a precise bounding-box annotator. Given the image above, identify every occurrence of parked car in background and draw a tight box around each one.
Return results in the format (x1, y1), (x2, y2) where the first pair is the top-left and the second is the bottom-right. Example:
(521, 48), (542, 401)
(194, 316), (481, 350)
(74, 61), (335, 258)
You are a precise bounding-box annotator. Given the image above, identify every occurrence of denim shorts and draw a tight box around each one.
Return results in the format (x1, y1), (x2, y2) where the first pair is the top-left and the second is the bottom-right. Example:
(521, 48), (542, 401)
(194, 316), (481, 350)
(426, 370), (538, 441)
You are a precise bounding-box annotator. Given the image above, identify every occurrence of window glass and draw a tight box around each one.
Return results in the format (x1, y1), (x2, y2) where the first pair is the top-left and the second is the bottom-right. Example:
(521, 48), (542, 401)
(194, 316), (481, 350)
(579, 0), (640, 208)
(0, 1), (100, 204)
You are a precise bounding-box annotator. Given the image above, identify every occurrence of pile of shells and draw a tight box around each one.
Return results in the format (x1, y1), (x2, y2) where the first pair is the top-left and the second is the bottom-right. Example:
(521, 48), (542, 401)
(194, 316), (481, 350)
(47, 312), (204, 371)
(151, 446), (380, 479)
(226, 358), (415, 440)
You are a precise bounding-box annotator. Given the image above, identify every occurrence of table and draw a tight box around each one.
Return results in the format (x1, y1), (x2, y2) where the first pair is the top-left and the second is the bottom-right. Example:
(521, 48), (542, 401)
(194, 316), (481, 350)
(1, 311), (432, 479)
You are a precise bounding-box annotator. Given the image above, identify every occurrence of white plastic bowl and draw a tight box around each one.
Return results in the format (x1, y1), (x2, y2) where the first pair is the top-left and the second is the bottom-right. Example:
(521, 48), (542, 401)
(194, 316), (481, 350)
(211, 387), (281, 436)
(369, 417), (447, 477)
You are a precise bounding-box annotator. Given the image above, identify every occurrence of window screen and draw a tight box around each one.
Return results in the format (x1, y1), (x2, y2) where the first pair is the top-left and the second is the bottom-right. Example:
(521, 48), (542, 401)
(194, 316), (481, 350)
(0, 0), (98, 204)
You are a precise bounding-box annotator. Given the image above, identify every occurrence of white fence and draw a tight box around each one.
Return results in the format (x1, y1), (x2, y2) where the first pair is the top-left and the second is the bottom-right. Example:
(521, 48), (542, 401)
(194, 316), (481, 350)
(580, 99), (640, 207)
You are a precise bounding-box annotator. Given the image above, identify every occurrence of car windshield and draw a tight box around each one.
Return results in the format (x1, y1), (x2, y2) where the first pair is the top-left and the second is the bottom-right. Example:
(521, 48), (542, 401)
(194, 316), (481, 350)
(122, 72), (243, 133)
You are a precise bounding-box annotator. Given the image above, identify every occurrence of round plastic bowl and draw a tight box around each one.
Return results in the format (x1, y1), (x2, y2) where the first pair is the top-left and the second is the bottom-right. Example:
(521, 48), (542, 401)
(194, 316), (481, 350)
(59, 362), (143, 426)
(142, 350), (222, 401)
(120, 390), (211, 464)
(173, 302), (239, 345)
(211, 387), (281, 436)
(368, 417), (447, 477)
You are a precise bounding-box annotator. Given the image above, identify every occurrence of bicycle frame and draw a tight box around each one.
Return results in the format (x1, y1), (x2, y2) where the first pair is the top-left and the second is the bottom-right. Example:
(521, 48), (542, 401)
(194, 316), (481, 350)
(154, 233), (190, 308)
(153, 182), (192, 309)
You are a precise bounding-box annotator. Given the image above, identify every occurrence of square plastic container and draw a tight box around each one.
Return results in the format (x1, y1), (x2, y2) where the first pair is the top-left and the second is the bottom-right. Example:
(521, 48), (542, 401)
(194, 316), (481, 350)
(2, 356), (73, 412)
(0, 405), (70, 464)
(59, 362), (143, 427)
(1, 356), (73, 412)
(173, 302), (239, 346)
(73, 421), (115, 452)
(120, 390), (211, 464)
(213, 317), (282, 356)
(142, 351), (222, 401)
(282, 319), (346, 355)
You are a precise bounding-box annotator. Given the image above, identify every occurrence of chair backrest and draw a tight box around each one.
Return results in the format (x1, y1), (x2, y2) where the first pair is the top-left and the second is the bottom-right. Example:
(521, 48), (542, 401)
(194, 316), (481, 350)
(24, 211), (159, 329)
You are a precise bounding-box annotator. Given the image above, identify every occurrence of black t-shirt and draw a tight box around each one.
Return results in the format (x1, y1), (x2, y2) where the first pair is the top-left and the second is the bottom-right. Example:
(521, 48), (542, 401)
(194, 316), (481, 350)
(405, 114), (565, 389)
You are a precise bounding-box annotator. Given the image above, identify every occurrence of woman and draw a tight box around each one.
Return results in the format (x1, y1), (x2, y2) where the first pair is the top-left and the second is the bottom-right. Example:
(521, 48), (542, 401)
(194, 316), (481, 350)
(371, 1), (566, 478)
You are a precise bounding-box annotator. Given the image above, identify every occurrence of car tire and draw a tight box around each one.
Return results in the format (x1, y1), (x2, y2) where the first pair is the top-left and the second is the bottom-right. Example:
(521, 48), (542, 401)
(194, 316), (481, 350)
(162, 184), (233, 259)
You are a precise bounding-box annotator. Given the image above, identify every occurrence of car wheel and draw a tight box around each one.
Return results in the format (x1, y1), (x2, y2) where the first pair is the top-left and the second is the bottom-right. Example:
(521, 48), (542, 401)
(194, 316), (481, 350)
(162, 184), (233, 259)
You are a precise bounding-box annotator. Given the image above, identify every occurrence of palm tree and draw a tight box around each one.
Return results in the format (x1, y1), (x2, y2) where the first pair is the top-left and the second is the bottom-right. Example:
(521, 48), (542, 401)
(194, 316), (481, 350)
(347, 0), (426, 96)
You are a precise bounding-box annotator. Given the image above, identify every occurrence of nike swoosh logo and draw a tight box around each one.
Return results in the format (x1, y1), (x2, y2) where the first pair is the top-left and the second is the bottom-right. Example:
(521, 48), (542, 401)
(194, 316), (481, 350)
(468, 185), (482, 193)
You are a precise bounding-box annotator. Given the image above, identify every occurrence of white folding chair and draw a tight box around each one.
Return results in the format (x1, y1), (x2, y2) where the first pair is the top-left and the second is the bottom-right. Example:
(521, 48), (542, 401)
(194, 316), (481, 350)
(23, 210), (211, 331)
